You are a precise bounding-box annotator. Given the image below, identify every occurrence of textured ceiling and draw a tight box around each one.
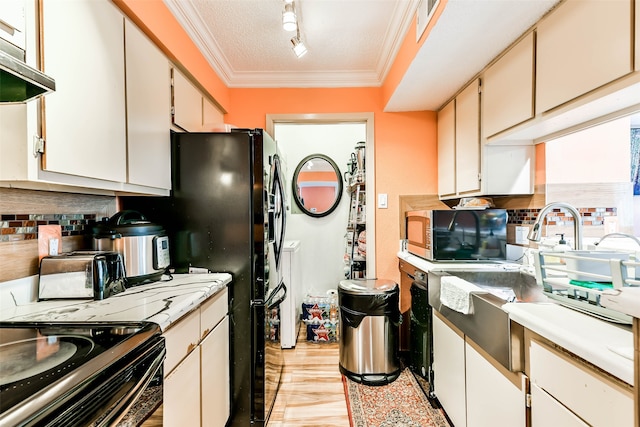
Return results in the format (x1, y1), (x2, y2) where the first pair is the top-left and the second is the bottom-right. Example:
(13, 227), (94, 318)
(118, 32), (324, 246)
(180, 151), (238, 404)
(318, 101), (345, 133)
(164, 0), (561, 111)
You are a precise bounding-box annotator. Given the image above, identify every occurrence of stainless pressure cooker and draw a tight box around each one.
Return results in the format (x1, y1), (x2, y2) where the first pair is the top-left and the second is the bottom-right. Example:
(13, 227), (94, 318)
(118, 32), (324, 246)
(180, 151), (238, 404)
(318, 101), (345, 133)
(91, 210), (170, 285)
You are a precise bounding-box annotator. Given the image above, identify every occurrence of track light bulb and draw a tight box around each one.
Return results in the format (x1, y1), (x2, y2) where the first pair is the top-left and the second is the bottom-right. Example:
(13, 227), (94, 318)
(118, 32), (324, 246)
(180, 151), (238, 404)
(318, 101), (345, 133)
(282, 4), (297, 32)
(291, 36), (307, 58)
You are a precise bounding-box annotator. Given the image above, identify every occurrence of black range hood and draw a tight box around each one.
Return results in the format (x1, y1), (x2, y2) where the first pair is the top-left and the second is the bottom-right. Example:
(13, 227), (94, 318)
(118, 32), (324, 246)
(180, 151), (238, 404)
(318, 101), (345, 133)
(0, 39), (55, 103)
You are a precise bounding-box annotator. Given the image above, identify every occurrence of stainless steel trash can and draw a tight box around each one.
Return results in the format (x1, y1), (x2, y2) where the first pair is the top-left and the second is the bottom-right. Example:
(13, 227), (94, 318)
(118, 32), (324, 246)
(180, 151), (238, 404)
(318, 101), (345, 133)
(338, 279), (401, 385)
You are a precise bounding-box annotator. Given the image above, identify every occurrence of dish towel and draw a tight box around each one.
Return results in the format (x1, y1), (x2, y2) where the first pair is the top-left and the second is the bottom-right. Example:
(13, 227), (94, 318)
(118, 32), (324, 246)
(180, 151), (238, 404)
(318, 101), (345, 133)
(440, 276), (484, 314)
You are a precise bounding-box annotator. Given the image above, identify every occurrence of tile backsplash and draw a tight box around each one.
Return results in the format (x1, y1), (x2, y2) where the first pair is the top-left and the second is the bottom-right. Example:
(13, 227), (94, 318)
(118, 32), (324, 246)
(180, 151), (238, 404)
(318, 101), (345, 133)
(0, 214), (97, 242)
(507, 207), (616, 226)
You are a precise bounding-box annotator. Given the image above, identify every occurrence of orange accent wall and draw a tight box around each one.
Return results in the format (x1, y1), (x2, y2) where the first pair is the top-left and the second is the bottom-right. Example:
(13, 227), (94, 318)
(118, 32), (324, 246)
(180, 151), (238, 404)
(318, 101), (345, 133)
(382, 0), (448, 107)
(115, 2), (438, 285)
(227, 87), (436, 285)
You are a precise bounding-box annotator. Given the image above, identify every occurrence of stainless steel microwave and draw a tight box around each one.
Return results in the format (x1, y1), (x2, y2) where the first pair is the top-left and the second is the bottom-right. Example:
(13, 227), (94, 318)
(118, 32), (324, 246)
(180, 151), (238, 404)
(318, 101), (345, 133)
(405, 209), (508, 261)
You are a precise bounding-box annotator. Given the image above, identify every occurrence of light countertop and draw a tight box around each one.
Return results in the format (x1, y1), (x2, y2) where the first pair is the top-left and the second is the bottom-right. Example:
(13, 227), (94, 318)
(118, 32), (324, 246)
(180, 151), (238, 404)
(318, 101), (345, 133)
(0, 273), (231, 332)
(398, 251), (635, 385)
(504, 302), (634, 385)
(397, 250), (522, 273)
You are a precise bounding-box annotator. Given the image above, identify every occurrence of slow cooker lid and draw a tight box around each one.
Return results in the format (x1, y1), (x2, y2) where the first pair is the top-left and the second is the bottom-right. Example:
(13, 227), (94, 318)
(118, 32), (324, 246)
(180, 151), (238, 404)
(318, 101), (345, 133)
(92, 210), (165, 237)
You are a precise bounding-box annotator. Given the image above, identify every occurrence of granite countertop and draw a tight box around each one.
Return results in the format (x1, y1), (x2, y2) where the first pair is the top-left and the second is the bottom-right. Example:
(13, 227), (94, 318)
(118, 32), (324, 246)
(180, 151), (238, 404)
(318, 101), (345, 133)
(0, 273), (232, 331)
(398, 251), (635, 386)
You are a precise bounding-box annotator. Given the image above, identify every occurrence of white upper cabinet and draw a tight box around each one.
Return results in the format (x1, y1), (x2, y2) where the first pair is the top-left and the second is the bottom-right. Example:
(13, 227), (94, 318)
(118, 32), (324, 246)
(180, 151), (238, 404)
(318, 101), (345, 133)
(454, 79), (481, 195)
(202, 97), (224, 130)
(41, 0), (126, 182)
(124, 19), (171, 190)
(173, 67), (224, 132)
(173, 68), (203, 132)
(536, 0), (632, 114)
(438, 79), (482, 198)
(437, 99), (456, 197)
(482, 32), (534, 138)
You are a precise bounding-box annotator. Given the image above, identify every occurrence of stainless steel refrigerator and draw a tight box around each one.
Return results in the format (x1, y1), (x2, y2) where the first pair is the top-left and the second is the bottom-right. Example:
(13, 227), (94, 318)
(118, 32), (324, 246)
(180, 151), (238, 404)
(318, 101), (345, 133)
(121, 128), (287, 426)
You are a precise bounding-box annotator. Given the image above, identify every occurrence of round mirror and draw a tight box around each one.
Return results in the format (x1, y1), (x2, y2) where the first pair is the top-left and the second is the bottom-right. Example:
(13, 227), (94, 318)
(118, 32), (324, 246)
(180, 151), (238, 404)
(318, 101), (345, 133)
(292, 154), (343, 217)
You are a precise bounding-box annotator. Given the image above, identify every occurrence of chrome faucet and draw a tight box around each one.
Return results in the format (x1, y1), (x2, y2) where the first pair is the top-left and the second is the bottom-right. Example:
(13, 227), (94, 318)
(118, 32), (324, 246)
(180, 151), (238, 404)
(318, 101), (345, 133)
(527, 202), (583, 250)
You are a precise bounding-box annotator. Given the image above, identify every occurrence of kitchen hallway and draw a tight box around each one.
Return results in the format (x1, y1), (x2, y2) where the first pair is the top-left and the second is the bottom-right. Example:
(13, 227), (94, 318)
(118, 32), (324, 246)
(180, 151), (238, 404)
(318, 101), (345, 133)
(268, 326), (349, 426)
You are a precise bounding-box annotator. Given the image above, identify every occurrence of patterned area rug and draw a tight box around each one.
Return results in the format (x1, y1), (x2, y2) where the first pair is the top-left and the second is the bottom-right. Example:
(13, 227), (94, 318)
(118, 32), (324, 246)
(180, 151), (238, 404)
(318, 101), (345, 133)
(342, 368), (451, 427)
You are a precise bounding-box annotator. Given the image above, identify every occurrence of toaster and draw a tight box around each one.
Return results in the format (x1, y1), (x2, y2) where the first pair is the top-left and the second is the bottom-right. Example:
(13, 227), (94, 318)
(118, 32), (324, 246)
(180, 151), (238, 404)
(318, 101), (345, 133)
(38, 251), (127, 300)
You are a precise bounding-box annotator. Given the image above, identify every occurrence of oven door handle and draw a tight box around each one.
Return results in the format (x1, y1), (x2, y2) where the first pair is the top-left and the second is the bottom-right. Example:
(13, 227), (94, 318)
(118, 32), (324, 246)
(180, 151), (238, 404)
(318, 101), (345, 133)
(97, 338), (166, 427)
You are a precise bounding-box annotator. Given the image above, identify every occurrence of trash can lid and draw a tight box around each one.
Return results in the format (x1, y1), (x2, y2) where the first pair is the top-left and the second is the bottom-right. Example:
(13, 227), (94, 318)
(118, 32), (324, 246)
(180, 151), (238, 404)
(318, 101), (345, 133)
(339, 279), (398, 295)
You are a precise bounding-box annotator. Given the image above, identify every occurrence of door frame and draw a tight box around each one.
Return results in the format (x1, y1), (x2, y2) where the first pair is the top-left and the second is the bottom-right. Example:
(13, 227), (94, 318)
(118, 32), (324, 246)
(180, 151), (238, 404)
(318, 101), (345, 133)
(266, 113), (376, 279)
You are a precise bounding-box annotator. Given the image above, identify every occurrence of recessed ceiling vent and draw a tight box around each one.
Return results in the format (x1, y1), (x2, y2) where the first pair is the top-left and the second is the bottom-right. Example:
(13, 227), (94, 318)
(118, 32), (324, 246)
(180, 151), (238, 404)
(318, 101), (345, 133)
(416, 0), (440, 42)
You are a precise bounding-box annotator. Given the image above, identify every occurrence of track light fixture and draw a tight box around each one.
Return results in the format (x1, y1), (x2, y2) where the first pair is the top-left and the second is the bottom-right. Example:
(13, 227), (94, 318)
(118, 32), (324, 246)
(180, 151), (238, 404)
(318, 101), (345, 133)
(282, 2), (297, 32)
(291, 28), (307, 58)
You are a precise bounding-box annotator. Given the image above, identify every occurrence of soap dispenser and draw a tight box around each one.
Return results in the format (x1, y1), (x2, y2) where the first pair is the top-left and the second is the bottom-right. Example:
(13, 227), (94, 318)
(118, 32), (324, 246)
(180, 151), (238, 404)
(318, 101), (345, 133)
(553, 234), (572, 252)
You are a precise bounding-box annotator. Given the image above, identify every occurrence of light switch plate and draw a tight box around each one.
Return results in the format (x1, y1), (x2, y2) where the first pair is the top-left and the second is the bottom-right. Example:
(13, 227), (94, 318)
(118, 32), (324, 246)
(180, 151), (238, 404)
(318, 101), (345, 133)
(377, 193), (388, 209)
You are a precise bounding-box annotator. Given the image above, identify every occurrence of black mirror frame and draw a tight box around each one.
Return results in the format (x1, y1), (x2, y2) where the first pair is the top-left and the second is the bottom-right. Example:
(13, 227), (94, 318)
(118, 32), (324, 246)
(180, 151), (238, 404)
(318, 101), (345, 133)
(291, 154), (343, 218)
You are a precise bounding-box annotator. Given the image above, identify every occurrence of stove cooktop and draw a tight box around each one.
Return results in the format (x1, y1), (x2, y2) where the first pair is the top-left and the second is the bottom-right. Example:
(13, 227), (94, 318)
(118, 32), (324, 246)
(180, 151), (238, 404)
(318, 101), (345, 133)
(0, 321), (164, 426)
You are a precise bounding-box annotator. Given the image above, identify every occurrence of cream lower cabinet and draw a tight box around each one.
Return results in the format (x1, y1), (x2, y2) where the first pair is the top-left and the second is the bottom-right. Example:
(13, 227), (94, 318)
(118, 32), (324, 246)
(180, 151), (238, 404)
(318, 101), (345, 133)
(432, 313), (467, 427)
(529, 338), (633, 427)
(433, 312), (527, 427)
(201, 316), (230, 426)
(163, 288), (230, 427)
(165, 347), (201, 426)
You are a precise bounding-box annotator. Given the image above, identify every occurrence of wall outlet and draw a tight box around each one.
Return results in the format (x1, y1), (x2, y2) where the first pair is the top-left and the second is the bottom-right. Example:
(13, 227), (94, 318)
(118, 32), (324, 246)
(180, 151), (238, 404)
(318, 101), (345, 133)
(49, 238), (59, 256)
(515, 226), (529, 244)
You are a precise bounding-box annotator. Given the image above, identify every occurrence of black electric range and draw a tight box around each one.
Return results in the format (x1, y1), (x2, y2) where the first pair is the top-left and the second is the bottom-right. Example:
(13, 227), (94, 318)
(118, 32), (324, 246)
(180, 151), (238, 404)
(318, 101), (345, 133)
(0, 321), (165, 427)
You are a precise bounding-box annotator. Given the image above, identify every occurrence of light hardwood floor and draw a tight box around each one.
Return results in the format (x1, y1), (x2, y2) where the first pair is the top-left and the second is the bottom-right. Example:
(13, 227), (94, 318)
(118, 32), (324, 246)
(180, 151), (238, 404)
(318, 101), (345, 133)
(142, 324), (348, 426)
(268, 325), (349, 427)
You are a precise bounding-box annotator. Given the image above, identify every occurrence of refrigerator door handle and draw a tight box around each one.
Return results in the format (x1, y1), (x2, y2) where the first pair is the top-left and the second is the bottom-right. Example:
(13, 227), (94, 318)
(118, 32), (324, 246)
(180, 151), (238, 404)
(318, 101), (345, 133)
(265, 281), (287, 310)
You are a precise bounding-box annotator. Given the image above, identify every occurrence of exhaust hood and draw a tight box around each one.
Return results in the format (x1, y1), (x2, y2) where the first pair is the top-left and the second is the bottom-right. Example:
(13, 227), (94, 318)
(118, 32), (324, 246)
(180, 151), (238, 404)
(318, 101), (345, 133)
(0, 39), (55, 103)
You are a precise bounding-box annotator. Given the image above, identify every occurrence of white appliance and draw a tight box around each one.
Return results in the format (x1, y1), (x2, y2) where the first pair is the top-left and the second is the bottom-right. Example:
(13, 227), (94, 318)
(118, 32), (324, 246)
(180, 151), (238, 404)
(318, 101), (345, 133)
(281, 240), (301, 348)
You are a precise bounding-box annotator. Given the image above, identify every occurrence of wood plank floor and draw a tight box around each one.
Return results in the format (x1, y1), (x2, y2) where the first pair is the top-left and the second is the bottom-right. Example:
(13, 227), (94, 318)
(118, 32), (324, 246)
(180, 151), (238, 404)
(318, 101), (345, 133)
(267, 324), (349, 427)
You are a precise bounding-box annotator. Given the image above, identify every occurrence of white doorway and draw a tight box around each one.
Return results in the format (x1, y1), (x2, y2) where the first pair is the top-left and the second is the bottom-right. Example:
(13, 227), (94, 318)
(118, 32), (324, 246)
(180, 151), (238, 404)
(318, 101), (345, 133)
(267, 113), (375, 296)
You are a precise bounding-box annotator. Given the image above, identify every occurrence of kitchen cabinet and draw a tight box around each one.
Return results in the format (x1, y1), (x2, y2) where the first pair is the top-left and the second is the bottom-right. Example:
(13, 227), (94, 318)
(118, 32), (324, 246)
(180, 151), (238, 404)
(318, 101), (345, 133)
(465, 341), (526, 427)
(173, 67), (224, 132)
(437, 78), (533, 199)
(41, 0), (127, 183)
(172, 67), (202, 132)
(164, 348), (201, 426)
(530, 383), (589, 427)
(162, 287), (230, 426)
(433, 311), (527, 427)
(201, 316), (230, 426)
(454, 79), (481, 196)
(202, 96), (224, 130)
(124, 19), (171, 190)
(535, 0), (632, 114)
(437, 99), (455, 196)
(432, 312), (466, 427)
(482, 32), (534, 138)
(529, 338), (633, 427)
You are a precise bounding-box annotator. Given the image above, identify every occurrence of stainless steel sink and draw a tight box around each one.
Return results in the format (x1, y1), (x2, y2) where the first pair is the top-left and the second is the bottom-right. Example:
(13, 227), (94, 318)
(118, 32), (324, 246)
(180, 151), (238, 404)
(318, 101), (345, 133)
(428, 270), (546, 372)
